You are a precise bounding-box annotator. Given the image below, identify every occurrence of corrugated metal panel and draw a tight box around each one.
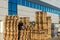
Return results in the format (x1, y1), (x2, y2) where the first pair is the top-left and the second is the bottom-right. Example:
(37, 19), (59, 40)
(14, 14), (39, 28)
(26, 0), (60, 11)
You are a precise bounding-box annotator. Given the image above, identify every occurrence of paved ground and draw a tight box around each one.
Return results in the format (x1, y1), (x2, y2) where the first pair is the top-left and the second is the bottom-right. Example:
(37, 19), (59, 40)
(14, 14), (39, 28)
(48, 37), (60, 40)
(0, 33), (3, 40)
(0, 33), (60, 40)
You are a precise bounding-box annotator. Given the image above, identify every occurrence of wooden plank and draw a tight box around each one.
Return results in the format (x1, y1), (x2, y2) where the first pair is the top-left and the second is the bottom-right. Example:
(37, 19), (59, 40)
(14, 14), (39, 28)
(43, 24), (48, 29)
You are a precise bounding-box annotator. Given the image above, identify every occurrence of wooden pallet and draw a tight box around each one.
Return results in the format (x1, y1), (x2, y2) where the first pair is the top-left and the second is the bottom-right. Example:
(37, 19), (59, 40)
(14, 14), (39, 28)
(4, 15), (18, 40)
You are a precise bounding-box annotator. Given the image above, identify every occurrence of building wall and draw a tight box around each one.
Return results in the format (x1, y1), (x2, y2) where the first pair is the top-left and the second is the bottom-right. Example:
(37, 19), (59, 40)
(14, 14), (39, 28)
(0, 0), (59, 30)
(0, 21), (3, 33)
(18, 5), (59, 23)
(0, 0), (8, 35)
(18, 5), (40, 21)
(0, 0), (8, 20)
(7, 0), (60, 15)
(47, 12), (59, 23)
(0, 22), (1, 32)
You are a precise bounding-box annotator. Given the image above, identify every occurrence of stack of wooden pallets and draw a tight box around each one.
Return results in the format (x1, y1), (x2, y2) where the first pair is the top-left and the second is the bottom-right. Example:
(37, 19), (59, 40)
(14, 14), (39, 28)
(47, 16), (52, 38)
(19, 17), (31, 40)
(19, 11), (52, 40)
(4, 16), (18, 40)
(31, 11), (52, 40)
(4, 11), (52, 40)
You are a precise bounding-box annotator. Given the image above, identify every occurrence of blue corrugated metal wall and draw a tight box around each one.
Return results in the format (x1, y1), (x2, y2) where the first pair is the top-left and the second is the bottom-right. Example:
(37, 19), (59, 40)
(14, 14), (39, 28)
(8, 0), (60, 15)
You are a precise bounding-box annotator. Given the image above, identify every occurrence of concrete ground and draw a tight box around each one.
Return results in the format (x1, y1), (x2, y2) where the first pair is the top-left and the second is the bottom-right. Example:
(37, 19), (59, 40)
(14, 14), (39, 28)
(48, 37), (60, 40)
(0, 33), (60, 40)
(0, 33), (3, 40)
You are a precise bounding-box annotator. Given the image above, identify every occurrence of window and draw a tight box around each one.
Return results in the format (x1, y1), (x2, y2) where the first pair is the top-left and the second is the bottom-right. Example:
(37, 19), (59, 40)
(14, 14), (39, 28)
(41, 6), (44, 11)
(8, 11), (12, 15)
(9, 0), (17, 3)
(37, 5), (40, 9)
(43, 6), (46, 11)
(20, 0), (22, 5)
(29, 2), (30, 7)
(49, 8), (51, 12)
(45, 7), (47, 11)
(56, 10), (58, 13)
(40, 5), (42, 10)
(57, 10), (60, 14)
(21, 0), (25, 5)
(8, 2), (17, 15)
(8, 0), (17, 15)
(12, 11), (17, 15)
(39, 5), (40, 10)
(46, 7), (48, 12)
(52, 9), (54, 12)
(39, 5), (41, 10)
(47, 8), (50, 12)
(8, 0), (12, 2)
(42, 6), (44, 11)
(8, 11), (17, 15)
(25, 1), (29, 7)
(12, 0), (17, 3)
(33, 3), (36, 8)
(8, 3), (17, 11)
(35, 4), (37, 9)
(8, 3), (12, 10)
(53, 9), (58, 14)
(51, 8), (52, 12)
(17, 0), (21, 4)
(31, 3), (34, 8)
(58, 11), (60, 14)
(29, 2), (32, 7)
(44, 6), (46, 11)
(12, 3), (17, 11)
(56, 10), (58, 14)
(54, 10), (56, 13)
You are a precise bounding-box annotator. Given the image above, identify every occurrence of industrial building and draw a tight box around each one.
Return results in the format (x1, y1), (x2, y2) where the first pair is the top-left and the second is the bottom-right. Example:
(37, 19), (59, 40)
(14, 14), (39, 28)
(0, 0), (60, 40)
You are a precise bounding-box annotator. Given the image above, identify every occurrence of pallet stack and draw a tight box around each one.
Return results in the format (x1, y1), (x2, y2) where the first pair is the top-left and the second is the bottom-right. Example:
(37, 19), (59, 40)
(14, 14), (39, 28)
(19, 17), (30, 29)
(4, 11), (52, 40)
(35, 11), (47, 30)
(32, 11), (52, 40)
(47, 16), (52, 38)
(35, 12), (41, 30)
(4, 16), (18, 40)
(19, 11), (52, 40)
(19, 17), (31, 40)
